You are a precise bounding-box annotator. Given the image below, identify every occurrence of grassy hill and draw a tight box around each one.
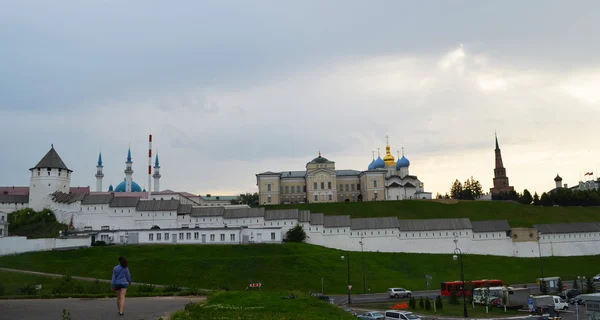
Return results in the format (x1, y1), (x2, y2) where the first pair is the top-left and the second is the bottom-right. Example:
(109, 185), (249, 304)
(264, 200), (600, 227)
(1, 243), (598, 294)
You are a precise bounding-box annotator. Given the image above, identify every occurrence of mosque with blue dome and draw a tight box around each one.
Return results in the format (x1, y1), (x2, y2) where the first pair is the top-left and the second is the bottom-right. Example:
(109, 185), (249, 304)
(256, 136), (431, 205)
(95, 147), (161, 193)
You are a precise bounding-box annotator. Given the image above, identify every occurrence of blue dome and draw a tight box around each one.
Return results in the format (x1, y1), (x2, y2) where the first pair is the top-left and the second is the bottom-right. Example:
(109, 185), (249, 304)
(397, 155), (410, 169)
(373, 156), (385, 169)
(108, 184), (114, 192)
(368, 159), (375, 170)
(114, 179), (143, 192)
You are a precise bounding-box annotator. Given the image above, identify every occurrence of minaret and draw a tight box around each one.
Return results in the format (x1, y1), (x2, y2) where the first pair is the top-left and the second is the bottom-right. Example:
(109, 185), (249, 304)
(153, 154), (161, 192)
(95, 152), (104, 192)
(124, 147), (134, 192)
(490, 133), (514, 195)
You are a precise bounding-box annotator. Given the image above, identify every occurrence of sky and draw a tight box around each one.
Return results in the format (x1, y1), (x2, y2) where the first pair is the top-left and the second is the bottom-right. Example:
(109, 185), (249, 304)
(1, 1), (600, 197)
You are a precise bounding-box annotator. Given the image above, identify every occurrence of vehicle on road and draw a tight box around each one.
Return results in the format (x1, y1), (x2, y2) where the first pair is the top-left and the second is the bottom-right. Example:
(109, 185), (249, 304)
(358, 311), (385, 320)
(388, 288), (412, 299)
(593, 274), (600, 282)
(490, 287), (531, 309)
(558, 289), (580, 300)
(532, 295), (568, 311)
(569, 295), (585, 306)
(384, 310), (421, 320)
(440, 279), (503, 297)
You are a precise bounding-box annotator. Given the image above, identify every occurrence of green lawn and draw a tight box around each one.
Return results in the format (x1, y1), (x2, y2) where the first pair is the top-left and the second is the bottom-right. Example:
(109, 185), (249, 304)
(0, 243), (599, 294)
(170, 291), (356, 320)
(351, 299), (523, 318)
(265, 200), (600, 227)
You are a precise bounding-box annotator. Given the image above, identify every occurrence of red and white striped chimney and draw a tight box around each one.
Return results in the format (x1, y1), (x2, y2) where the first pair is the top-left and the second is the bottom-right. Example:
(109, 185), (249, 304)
(148, 134), (152, 199)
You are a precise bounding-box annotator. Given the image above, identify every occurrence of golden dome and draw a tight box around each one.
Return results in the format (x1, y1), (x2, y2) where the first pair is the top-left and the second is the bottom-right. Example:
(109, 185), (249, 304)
(383, 145), (395, 166)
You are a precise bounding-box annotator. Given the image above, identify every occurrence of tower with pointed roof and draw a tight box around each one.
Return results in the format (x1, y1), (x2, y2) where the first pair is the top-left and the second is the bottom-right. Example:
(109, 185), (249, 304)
(95, 152), (104, 192)
(29, 145), (72, 210)
(490, 133), (514, 195)
(153, 154), (161, 192)
(124, 147), (134, 192)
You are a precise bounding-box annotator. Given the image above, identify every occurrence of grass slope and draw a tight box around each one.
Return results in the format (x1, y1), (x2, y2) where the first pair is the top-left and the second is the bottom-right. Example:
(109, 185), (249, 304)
(265, 200), (600, 227)
(0, 243), (598, 294)
(170, 291), (356, 320)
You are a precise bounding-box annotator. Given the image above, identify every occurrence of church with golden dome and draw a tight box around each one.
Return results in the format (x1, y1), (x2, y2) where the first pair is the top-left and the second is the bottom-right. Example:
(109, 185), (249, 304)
(255, 136), (431, 205)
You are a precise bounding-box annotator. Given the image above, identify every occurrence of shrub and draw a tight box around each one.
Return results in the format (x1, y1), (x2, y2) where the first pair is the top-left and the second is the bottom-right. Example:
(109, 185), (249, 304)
(87, 279), (104, 294)
(586, 276), (595, 294)
(19, 284), (37, 295)
(138, 284), (156, 293)
(52, 275), (85, 294)
(435, 295), (443, 310)
(425, 297), (432, 310)
(164, 284), (182, 292)
(283, 224), (307, 243)
(0, 282), (4, 296)
(449, 286), (459, 305)
(409, 296), (416, 310)
(556, 278), (564, 293)
(61, 309), (72, 320)
(419, 296), (424, 309)
(92, 241), (106, 246)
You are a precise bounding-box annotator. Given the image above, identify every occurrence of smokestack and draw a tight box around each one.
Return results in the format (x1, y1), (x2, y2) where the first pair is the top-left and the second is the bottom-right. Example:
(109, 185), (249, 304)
(148, 134), (152, 199)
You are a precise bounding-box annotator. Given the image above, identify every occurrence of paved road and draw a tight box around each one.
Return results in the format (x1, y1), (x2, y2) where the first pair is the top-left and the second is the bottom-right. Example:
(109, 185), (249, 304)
(0, 296), (205, 320)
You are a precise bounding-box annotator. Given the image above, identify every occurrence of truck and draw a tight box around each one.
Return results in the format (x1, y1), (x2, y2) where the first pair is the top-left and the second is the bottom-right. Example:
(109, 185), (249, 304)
(532, 295), (569, 311)
(491, 287), (532, 309)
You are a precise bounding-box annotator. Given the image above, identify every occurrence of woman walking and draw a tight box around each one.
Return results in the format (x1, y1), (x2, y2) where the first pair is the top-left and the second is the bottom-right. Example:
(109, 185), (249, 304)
(111, 256), (132, 316)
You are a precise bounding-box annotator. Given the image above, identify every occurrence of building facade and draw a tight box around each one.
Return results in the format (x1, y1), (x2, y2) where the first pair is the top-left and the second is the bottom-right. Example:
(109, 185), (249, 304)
(256, 138), (431, 205)
(490, 133), (514, 195)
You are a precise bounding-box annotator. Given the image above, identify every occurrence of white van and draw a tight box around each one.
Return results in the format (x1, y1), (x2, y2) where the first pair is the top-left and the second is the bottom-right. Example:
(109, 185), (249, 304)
(552, 295), (568, 310)
(384, 310), (421, 320)
(533, 295), (568, 311)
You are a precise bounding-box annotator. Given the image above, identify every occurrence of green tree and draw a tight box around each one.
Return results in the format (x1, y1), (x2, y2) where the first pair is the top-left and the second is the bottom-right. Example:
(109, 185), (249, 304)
(409, 296), (416, 310)
(283, 224), (307, 243)
(449, 286), (459, 305)
(540, 280), (549, 294)
(419, 296), (425, 309)
(572, 277), (579, 291)
(533, 192), (540, 206)
(556, 278), (564, 294)
(521, 189), (533, 205)
(425, 297), (432, 310)
(540, 192), (553, 206)
(435, 295), (443, 310)
(586, 276), (595, 294)
(469, 176), (483, 199)
(450, 180), (463, 199)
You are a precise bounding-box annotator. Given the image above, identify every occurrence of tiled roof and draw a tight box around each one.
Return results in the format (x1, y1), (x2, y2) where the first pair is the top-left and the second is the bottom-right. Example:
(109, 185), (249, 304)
(136, 199), (180, 211)
(324, 215), (351, 228)
(298, 210), (311, 222)
(109, 197), (140, 208)
(310, 213), (324, 225)
(397, 218), (472, 231)
(223, 207), (265, 219)
(0, 186), (30, 195)
(256, 171), (280, 176)
(472, 220), (511, 232)
(177, 204), (193, 214)
(0, 194), (29, 204)
(81, 194), (114, 205)
(264, 209), (299, 220)
(31, 147), (71, 171)
(51, 191), (86, 204)
(69, 187), (90, 194)
(190, 207), (225, 217)
(351, 217), (400, 230)
(534, 222), (600, 234)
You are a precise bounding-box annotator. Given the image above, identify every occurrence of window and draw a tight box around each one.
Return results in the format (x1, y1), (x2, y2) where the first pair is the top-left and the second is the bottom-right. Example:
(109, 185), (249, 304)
(210, 234), (215, 242)
(314, 194), (318, 201)
(285, 186), (289, 193)
(374, 192), (378, 199)
(194, 232), (199, 240)
(165, 233), (169, 240)
(149, 233), (154, 241)
(267, 184), (271, 192)
(339, 184), (343, 190)
(179, 233), (184, 240)
(357, 184), (360, 190)
(373, 180), (377, 187)
(230, 234), (235, 241)
(346, 184), (349, 191)
(157, 233), (162, 240)
(328, 194), (332, 200)
(327, 182), (331, 189)
(271, 232), (276, 240)
(268, 195), (272, 203)
(220, 234), (225, 241)
(291, 186), (295, 193)
(321, 182), (325, 189)
(313, 182), (317, 190)
(351, 184), (355, 191)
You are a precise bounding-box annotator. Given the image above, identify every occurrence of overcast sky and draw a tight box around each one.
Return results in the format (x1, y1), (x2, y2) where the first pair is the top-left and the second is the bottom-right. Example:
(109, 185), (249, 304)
(1, 1), (599, 197)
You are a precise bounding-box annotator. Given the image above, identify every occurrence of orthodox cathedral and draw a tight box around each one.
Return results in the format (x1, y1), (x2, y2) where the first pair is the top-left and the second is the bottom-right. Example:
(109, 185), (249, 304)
(256, 136), (431, 205)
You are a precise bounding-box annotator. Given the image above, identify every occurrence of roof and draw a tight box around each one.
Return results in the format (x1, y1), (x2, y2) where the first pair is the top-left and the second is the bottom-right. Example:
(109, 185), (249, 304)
(471, 220), (511, 232)
(69, 187), (90, 194)
(51, 191), (86, 204)
(264, 209), (299, 220)
(109, 197), (140, 208)
(309, 155), (332, 164)
(298, 210), (311, 222)
(136, 199), (180, 211)
(31, 147), (72, 172)
(223, 207), (265, 219)
(0, 194), (29, 204)
(324, 215), (351, 228)
(397, 218), (472, 231)
(351, 217), (400, 230)
(190, 207), (225, 217)
(202, 195), (239, 201)
(0, 186), (30, 195)
(310, 213), (324, 225)
(81, 194), (114, 205)
(534, 222), (600, 234)
(336, 170), (362, 176)
(280, 171), (306, 178)
(256, 171), (280, 176)
(177, 204), (193, 214)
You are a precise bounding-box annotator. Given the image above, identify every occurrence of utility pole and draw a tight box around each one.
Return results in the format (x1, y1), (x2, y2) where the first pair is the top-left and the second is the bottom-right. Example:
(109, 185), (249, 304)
(360, 236), (366, 294)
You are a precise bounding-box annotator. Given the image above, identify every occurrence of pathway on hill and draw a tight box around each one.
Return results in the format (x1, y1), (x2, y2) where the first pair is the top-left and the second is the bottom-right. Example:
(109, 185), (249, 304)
(0, 296), (205, 320)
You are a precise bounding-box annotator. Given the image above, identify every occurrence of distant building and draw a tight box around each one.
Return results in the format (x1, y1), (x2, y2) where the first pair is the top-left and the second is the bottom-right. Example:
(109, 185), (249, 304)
(490, 133), (514, 195)
(549, 173), (599, 193)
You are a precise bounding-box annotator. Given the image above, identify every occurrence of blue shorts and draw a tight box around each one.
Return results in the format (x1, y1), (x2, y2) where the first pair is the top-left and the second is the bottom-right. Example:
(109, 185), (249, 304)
(115, 284), (128, 290)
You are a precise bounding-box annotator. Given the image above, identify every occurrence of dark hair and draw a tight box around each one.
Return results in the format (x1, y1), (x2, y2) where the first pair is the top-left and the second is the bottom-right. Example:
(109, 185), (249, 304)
(118, 256), (128, 268)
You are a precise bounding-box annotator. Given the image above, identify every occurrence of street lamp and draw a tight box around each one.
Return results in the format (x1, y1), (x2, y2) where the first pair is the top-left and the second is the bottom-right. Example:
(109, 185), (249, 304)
(453, 237), (468, 318)
(359, 236), (366, 294)
(341, 253), (351, 304)
(537, 231), (545, 292)
(577, 276), (586, 292)
(249, 233), (254, 285)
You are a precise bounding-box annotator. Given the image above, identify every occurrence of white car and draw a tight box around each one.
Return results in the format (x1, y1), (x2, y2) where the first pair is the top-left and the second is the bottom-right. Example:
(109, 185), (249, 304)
(384, 310), (421, 320)
(387, 288), (412, 299)
(593, 274), (600, 282)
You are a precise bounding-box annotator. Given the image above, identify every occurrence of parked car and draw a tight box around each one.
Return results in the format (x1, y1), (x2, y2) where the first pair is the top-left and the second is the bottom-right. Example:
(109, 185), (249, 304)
(342, 307), (358, 316)
(559, 289), (580, 300)
(358, 311), (385, 320)
(593, 274), (600, 282)
(569, 295), (586, 306)
(384, 310), (421, 320)
(388, 288), (413, 299)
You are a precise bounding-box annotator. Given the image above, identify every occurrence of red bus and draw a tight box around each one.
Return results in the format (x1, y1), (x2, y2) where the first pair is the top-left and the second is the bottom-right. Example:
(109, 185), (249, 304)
(440, 279), (503, 297)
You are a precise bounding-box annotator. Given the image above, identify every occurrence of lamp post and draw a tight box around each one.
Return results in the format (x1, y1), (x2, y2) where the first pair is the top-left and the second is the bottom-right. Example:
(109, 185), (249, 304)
(249, 233), (254, 285)
(577, 276), (586, 292)
(341, 253), (351, 304)
(359, 236), (366, 294)
(537, 231), (545, 292)
(453, 237), (468, 318)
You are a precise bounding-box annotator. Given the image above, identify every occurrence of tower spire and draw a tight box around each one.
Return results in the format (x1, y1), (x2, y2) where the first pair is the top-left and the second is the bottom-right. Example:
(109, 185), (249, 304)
(372, 151), (374, 160)
(377, 148), (380, 156)
(95, 151), (104, 192)
(495, 131), (499, 150)
(402, 147), (405, 156)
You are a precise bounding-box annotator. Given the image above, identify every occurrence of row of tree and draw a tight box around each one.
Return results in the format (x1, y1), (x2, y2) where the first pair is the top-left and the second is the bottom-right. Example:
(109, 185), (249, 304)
(230, 192), (260, 205)
(447, 177), (484, 200)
